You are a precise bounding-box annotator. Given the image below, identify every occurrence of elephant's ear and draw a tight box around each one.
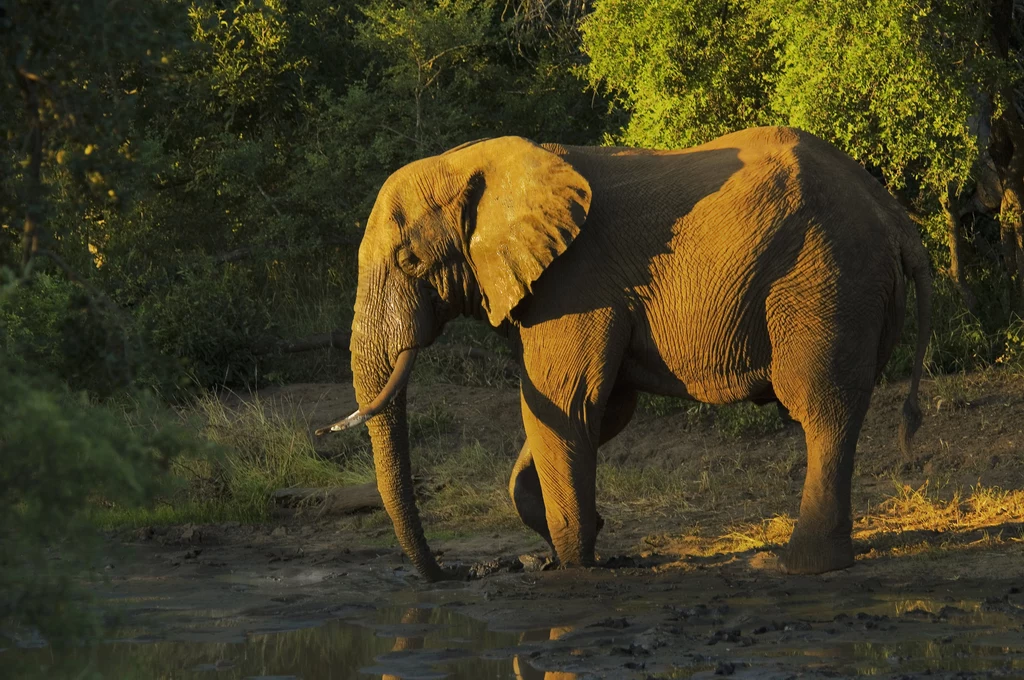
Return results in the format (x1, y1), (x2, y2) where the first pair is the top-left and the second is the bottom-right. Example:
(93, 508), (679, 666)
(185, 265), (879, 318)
(463, 137), (591, 326)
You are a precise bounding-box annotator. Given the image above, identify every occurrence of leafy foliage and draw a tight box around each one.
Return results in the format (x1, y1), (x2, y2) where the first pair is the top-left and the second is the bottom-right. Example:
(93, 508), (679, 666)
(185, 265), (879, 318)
(761, 0), (983, 192)
(0, 364), (210, 648)
(581, 0), (776, 148)
(583, 0), (1024, 369)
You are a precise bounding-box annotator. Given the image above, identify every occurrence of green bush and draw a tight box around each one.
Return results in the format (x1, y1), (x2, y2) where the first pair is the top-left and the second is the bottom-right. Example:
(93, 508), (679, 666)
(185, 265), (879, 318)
(714, 402), (785, 439)
(138, 265), (276, 389)
(0, 273), (76, 376)
(0, 362), (210, 652)
(996, 316), (1024, 368)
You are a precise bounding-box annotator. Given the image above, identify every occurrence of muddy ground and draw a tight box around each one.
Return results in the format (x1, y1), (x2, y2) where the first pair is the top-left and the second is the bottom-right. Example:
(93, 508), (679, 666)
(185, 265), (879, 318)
(20, 371), (1024, 678)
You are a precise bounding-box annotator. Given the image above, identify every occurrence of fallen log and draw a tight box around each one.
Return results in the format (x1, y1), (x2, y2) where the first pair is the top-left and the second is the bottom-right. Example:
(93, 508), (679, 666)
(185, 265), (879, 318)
(271, 483), (382, 515)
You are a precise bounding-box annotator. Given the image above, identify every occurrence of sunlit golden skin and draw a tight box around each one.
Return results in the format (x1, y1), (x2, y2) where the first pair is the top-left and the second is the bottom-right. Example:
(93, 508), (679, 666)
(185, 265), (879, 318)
(344, 127), (931, 581)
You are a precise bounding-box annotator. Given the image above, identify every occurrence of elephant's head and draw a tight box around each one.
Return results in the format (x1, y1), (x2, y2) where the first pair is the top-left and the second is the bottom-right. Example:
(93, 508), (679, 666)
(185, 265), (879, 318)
(336, 137), (592, 580)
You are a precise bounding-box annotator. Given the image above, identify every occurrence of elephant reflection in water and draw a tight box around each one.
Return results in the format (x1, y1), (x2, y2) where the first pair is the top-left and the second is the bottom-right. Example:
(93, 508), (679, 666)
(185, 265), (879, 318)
(380, 610), (577, 680)
(513, 626), (577, 680)
(381, 608), (432, 680)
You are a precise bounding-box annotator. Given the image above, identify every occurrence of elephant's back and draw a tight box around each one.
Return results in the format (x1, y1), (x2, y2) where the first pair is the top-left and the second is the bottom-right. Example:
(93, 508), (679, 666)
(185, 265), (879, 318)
(552, 128), (907, 402)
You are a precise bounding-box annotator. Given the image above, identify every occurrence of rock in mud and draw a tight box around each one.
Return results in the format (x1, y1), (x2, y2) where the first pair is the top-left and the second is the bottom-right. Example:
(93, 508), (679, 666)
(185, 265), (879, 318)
(518, 554), (555, 573)
(469, 555), (526, 578)
(612, 642), (650, 657)
(133, 526), (155, 542)
(601, 554), (658, 569)
(901, 607), (937, 621)
(589, 617), (631, 629)
(179, 524), (201, 543)
(705, 629), (742, 645)
(632, 624), (678, 651)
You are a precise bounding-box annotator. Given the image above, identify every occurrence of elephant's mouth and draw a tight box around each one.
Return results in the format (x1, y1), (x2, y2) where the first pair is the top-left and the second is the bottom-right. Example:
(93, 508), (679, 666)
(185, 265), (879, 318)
(314, 348), (419, 435)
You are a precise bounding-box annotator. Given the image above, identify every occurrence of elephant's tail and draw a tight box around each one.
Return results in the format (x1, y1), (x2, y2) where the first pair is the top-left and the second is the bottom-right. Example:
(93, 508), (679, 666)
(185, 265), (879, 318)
(898, 233), (932, 458)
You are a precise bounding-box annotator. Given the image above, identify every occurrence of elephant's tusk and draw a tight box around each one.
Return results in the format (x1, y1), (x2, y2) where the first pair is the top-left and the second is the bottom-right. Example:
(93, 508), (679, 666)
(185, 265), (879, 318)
(314, 408), (370, 435)
(315, 348), (419, 436)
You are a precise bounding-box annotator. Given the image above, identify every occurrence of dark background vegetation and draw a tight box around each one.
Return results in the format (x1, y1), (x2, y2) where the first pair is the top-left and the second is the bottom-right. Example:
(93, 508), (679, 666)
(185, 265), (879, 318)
(5, 0), (1024, 653)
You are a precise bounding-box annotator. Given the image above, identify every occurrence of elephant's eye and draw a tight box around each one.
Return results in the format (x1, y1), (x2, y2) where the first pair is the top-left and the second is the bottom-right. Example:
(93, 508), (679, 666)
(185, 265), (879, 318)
(397, 247), (422, 276)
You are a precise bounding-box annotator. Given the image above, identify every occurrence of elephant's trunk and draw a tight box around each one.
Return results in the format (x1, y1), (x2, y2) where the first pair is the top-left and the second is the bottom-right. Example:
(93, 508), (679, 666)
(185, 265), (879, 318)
(350, 324), (445, 582)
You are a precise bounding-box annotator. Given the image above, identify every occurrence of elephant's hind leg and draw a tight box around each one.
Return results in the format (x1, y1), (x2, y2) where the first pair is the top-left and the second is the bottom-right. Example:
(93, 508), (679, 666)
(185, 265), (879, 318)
(772, 357), (875, 574)
(769, 306), (882, 575)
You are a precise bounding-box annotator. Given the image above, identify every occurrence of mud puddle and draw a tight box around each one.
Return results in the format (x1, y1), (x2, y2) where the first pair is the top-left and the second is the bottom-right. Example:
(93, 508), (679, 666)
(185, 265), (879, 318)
(10, 583), (1024, 679)
(11, 604), (566, 679)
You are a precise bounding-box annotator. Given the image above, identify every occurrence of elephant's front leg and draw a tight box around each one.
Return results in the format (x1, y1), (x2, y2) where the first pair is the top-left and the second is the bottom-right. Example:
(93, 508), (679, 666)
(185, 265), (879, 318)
(510, 443), (606, 556)
(516, 308), (628, 567)
(520, 401), (600, 567)
(509, 443), (554, 550)
(510, 387), (637, 551)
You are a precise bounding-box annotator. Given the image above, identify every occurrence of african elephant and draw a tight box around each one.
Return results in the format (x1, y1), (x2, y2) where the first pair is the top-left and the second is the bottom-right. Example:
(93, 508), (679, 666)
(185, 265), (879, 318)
(318, 126), (931, 582)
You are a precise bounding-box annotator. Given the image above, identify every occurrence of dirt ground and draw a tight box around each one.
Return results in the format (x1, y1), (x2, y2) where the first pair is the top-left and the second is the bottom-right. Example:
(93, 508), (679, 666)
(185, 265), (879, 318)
(81, 372), (1024, 677)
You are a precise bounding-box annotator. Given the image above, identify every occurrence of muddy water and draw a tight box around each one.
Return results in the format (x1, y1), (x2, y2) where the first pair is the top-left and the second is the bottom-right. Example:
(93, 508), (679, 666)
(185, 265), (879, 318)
(12, 605), (561, 679)
(10, 588), (1024, 679)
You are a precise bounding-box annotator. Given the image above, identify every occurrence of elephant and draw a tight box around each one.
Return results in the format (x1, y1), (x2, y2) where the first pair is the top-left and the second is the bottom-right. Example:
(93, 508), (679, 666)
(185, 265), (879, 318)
(317, 126), (931, 582)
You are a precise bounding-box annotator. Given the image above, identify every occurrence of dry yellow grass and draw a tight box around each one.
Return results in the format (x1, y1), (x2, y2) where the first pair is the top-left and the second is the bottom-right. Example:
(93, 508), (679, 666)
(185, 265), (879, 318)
(669, 482), (1024, 561)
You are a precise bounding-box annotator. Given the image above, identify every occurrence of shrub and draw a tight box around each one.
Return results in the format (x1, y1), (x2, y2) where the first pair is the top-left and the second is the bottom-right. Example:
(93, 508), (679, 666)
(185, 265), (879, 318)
(0, 273), (77, 376)
(138, 264), (276, 389)
(0, 362), (210, 651)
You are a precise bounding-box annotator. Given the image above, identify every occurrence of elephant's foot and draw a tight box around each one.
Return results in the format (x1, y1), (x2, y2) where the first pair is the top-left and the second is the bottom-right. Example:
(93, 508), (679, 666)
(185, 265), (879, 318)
(550, 529), (597, 569)
(778, 532), (854, 575)
(542, 513), (603, 564)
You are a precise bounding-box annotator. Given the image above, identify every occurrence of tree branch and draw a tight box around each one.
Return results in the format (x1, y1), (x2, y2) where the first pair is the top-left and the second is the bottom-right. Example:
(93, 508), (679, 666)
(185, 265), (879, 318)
(254, 182), (283, 217)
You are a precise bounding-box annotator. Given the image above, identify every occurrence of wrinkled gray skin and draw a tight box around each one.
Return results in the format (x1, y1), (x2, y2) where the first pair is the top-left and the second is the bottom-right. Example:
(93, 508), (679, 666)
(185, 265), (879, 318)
(337, 127), (931, 582)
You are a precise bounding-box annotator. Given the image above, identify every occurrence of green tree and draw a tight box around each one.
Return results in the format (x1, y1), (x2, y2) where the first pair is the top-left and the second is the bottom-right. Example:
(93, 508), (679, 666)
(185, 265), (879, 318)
(581, 0), (777, 148)
(358, 0), (495, 155)
(581, 0), (1024, 351)
(0, 0), (212, 650)
(761, 0), (984, 312)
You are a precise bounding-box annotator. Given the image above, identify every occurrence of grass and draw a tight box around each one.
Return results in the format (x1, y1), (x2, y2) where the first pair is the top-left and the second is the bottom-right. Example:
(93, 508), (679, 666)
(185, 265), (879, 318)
(419, 442), (520, 529)
(930, 371), (979, 412)
(91, 392), (375, 528)
(87, 379), (800, 538)
(85, 353), (1024, 576)
(670, 481), (1024, 562)
(597, 465), (691, 514)
(91, 386), (521, 533)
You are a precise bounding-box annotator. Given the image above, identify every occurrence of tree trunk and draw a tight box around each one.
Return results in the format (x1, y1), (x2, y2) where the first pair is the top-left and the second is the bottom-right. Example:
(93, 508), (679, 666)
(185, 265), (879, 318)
(939, 185), (977, 315)
(988, 0), (1024, 316)
(1002, 182), (1024, 316)
(271, 483), (383, 515)
(15, 69), (43, 270)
